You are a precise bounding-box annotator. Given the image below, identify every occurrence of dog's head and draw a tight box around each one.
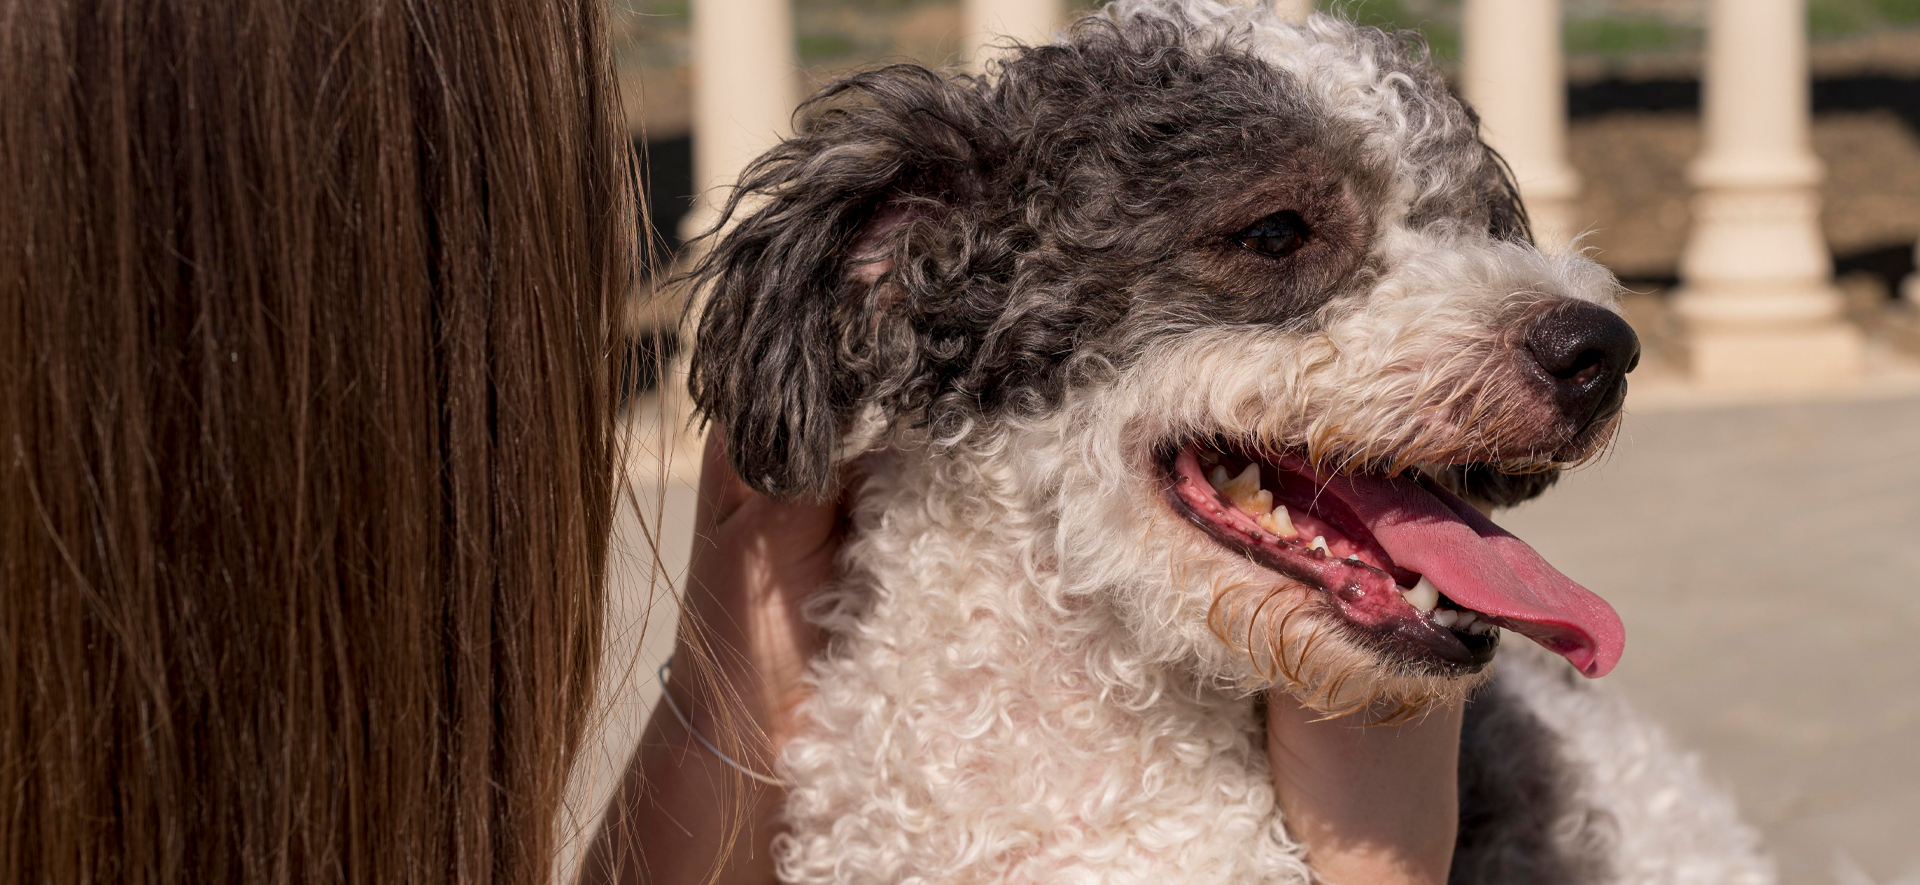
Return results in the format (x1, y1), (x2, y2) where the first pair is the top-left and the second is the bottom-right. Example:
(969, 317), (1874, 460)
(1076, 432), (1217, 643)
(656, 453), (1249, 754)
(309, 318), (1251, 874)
(689, 0), (1636, 710)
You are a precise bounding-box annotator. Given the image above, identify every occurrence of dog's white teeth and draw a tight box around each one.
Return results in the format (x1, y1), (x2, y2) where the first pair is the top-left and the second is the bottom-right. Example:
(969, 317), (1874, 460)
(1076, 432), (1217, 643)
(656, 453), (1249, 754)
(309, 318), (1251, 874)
(1220, 462), (1259, 498)
(1454, 611), (1478, 628)
(1235, 488), (1274, 517)
(1218, 464), (1278, 518)
(1257, 505), (1298, 539)
(1308, 535), (1329, 554)
(1207, 465), (1232, 492)
(1345, 553), (1362, 563)
(1198, 447), (1221, 467)
(1433, 609), (1460, 628)
(1465, 620), (1497, 636)
(1402, 577), (1439, 613)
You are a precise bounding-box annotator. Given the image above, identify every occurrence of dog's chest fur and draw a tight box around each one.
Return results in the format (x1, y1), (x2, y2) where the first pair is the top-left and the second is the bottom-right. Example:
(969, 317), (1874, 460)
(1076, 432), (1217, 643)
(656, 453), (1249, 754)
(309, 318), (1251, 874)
(777, 452), (1303, 883)
(770, 453), (1777, 885)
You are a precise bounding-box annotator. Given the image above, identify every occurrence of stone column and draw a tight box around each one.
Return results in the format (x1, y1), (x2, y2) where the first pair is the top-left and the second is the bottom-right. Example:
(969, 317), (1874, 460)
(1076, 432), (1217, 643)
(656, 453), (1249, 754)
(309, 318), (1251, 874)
(686, 0), (796, 239)
(1673, 0), (1861, 389)
(1272, 0), (1313, 24)
(964, 0), (1061, 72)
(1461, 0), (1582, 251)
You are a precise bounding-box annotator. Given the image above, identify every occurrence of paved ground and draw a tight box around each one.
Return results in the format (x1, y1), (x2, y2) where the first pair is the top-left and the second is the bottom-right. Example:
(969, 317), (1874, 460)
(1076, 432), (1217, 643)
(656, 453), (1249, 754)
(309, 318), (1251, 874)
(564, 390), (1920, 885)
(1501, 390), (1920, 885)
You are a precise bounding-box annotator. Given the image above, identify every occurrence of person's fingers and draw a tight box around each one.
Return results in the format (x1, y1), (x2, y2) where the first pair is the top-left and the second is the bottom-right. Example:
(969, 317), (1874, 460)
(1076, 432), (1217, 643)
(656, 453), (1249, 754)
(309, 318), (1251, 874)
(684, 432), (841, 629)
(679, 428), (844, 751)
(694, 430), (841, 569)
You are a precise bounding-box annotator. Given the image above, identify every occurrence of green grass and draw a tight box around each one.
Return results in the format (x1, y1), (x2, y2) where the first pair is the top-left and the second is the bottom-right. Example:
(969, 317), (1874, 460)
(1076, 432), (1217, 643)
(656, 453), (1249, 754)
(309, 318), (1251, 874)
(1335, 0), (1920, 62)
(1340, 0), (1413, 24)
(795, 0), (932, 11)
(1809, 0), (1920, 36)
(1811, 0), (1877, 37)
(615, 0), (688, 19)
(1565, 16), (1691, 57)
(1882, 0), (1920, 25)
(1337, 0), (1462, 60)
(797, 32), (861, 63)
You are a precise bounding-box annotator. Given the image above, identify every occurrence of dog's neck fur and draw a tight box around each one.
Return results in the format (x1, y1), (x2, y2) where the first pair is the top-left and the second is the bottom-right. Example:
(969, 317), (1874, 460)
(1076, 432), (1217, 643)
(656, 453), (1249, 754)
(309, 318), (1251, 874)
(773, 431), (1777, 885)
(780, 433), (1315, 884)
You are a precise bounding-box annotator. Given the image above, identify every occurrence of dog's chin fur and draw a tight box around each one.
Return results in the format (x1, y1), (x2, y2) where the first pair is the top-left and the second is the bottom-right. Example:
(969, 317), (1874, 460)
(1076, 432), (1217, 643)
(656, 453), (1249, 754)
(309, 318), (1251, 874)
(689, 1), (1777, 882)
(1204, 582), (1492, 716)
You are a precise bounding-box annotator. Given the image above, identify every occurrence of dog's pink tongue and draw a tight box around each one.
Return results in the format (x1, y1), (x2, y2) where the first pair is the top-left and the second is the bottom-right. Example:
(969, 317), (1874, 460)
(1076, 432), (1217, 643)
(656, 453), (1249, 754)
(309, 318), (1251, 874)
(1324, 471), (1625, 677)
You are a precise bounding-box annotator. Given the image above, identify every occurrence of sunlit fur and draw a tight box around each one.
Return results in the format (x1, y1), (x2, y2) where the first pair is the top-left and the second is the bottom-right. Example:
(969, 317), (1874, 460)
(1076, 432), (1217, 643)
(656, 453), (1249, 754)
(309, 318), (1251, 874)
(691, 2), (1775, 882)
(1045, 227), (1627, 715)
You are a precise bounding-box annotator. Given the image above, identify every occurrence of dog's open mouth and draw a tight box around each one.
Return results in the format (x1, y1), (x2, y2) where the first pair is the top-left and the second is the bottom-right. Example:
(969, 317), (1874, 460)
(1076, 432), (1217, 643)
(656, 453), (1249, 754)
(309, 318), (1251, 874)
(1163, 441), (1624, 678)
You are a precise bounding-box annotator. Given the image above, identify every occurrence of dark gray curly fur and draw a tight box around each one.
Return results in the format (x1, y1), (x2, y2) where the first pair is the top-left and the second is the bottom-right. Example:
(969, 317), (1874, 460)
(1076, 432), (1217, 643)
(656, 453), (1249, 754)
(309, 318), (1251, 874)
(685, 8), (1546, 501)
(1441, 463), (1563, 509)
(1452, 669), (1617, 884)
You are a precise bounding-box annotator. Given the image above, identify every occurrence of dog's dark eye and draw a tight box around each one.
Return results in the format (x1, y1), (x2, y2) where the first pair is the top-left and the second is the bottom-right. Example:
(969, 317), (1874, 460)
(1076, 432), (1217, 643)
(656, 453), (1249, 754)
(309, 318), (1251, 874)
(1232, 211), (1308, 258)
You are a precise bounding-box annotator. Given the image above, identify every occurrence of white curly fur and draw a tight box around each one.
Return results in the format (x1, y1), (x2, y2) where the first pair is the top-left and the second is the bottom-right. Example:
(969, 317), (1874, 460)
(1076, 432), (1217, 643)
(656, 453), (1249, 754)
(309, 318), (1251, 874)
(766, 3), (1777, 883)
(1491, 644), (1777, 885)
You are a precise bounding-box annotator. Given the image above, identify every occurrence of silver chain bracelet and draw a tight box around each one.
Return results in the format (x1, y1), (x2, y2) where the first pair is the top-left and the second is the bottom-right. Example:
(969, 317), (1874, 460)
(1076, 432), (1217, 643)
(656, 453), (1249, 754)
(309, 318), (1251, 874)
(656, 657), (786, 787)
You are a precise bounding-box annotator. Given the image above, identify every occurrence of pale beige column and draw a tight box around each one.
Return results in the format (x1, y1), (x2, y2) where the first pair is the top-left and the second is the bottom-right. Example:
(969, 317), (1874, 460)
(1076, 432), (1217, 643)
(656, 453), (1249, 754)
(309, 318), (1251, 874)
(964, 0), (1062, 72)
(1461, 0), (1582, 250)
(1272, 0), (1313, 24)
(686, 0), (797, 239)
(1673, 0), (1861, 389)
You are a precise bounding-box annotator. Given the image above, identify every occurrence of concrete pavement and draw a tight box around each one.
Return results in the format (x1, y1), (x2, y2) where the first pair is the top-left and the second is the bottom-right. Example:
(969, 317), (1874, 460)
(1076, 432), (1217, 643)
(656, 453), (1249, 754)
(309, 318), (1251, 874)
(1502, 391), (1920, 885)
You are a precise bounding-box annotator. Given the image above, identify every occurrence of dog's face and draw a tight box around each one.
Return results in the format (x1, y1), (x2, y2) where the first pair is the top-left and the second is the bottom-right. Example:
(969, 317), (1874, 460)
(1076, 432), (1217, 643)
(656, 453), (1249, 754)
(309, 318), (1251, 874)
(690, 0), (1635, 710)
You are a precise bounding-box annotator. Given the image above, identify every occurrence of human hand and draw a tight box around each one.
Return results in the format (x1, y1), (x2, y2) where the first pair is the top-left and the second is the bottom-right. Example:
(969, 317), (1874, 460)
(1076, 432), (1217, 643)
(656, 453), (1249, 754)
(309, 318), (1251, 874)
(585, 431), (847, 885)
(671, 430), (843, 758)
(1265, 692), (1464, 885)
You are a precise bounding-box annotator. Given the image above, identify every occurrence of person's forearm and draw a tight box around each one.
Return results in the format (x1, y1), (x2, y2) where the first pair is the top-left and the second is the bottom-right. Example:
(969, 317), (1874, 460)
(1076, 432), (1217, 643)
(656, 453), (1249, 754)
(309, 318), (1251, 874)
(1267, 695), (1463, 885)
(581, 673), (785, 885)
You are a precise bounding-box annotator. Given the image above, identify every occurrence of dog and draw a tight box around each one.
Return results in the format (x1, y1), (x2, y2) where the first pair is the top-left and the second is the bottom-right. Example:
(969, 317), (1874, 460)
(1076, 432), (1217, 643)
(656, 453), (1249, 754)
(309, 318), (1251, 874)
(686, 2), (1775, 882)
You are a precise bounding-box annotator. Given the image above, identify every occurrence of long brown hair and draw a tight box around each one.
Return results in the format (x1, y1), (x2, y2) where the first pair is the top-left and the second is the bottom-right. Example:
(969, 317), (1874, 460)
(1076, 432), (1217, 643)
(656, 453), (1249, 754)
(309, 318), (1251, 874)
(0, 1), (634, 882)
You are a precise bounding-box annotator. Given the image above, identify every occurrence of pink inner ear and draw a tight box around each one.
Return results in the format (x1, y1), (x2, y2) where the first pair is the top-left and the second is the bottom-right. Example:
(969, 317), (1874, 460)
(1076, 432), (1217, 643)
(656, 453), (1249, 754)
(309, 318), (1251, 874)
(848, 203), (936, 285)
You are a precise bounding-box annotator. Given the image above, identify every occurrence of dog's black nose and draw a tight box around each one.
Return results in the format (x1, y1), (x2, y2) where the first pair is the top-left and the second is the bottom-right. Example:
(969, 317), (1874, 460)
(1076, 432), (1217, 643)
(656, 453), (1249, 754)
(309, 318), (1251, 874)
(1523, 300), (1640, 427)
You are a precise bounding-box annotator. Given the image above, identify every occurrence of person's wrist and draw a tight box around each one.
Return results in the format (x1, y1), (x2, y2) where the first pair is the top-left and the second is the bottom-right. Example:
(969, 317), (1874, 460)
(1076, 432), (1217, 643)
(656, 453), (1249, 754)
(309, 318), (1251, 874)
(1266, 691), (1464, 885)
(664, 650), (808, 764)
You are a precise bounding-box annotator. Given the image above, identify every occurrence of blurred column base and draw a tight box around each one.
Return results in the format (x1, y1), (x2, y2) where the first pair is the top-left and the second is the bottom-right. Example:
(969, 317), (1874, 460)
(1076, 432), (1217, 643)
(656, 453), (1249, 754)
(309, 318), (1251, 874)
(1674, 178), (1864, 390)
(1673, 319), (1863, 392)
(1675, 0), (1865, 392)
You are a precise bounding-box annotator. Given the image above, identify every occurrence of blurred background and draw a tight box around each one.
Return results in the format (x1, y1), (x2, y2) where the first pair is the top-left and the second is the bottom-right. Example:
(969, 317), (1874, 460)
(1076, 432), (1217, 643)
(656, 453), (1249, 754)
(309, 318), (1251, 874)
(565, 2), (1920, 884)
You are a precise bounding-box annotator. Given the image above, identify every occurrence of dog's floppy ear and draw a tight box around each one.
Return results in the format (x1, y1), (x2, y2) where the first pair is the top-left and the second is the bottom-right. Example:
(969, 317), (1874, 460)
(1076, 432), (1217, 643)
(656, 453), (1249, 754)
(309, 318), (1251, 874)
(1482, 149), (1533, 246)
(1459, 100), (1534, 246)
(685, 65), (987, 500)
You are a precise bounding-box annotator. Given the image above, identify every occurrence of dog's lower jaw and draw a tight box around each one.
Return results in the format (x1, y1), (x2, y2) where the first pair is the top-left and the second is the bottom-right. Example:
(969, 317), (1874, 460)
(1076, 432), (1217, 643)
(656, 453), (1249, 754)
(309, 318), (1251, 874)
(1155, 568), (1492, 719)
(1253, 610), (1495, 720)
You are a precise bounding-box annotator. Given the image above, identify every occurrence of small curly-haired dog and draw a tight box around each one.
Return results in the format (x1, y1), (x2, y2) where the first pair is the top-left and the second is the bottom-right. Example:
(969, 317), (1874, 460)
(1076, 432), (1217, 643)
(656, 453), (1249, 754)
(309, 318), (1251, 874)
(688, 2), (1775, 882)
